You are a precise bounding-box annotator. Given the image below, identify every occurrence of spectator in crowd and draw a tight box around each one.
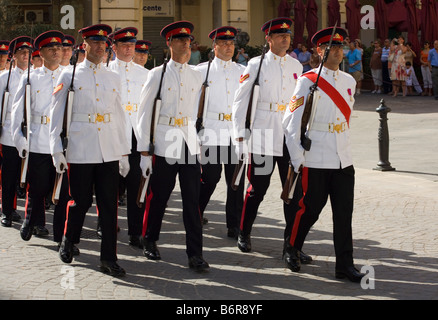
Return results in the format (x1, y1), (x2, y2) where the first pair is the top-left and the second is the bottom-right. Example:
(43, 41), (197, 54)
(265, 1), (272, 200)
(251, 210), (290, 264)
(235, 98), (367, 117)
(188, 41), (201, 65)
(429, 40), (438, 100)
(346, 41), (362, 95)
(381, 39), (392, 94)
(287, 44), (297, 59)
(420, 41), (433, 96)
(342, 36), (351, 72)
(309, 47), (320, 69)
(390, 36), (407, 97)
(370, 40), (383, 93)
(297, 43), (312, 72)
(354, 39), (364, 84)
(404, 42), (422, 94)
(405, 61), (414, 95)
(235, 47), (249, 66)
(293, 43), (302, 56)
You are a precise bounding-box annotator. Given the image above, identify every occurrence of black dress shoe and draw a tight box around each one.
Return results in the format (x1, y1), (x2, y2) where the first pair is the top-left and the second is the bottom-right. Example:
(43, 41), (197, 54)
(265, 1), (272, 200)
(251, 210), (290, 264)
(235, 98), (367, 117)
(11, 211), (21, 222)
(96, 223), (102, 239)
(143, 240), (161, 260)
(1, 214), (12, 227)
(59, 236), (74, 263)
(33, 226), (49, 237)
(99, 260), (126, 277)
(237, 232), (251, 252)
(188, 256), (209, 272)
(202, 217), (208, 225)
(299, 251), (313, 264)
(57, 242), (80, 256)
(129, 235), (143, 249)
(335, 266), (365, 283)
(20, 219), (33, 241)
(283, 246), (301, 272)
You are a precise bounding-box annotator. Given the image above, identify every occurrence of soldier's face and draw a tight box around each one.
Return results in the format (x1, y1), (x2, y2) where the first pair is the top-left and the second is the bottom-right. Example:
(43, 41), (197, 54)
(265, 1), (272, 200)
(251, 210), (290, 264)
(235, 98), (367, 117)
(84, 39), (106, 63)
(114, 41), (135, 61)
(268, 33), (291, 53)
(169, 37), (191, 62)
(318, 45), (344, 67)
(133, 52), (148, 66)
(40, 45), (62, 65)
(214, 40), (234, 61)
(62, 46), (73, 62)
(14, 49), (30, 68)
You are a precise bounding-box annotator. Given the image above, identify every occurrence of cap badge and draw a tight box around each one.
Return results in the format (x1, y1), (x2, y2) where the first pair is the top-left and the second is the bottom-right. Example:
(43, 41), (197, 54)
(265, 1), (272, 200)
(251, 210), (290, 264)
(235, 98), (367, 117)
(180, 28), (188, 34)
(126, 31), (133, 37)
(98, 30), (105, 36)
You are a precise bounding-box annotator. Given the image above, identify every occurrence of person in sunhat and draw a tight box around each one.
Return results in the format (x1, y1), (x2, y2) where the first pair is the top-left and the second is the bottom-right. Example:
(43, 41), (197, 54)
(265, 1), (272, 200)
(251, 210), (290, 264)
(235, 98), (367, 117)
(0, 41), (10, 74)
(137, 20), (210, 272)
(133, 40), (151, 67)
(232, 17), (303, 254)
(194, 26), (245, 239)
(0, 36), (33, 228)
(282, 26), (365, 283)
(108, 27), (149, 249)
(52, 24), (130, 277)
(10, 30), (67, 241)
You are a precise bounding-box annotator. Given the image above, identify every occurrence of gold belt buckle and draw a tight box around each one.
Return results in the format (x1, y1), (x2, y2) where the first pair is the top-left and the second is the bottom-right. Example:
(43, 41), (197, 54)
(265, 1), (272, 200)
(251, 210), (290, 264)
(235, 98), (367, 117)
(276, 104), (286, 112)
(329, 122), (346, 133)
(125, 104), (133, 112)
(170, 117), (187, 127)
(95, 113), (105, 123)
(41, 115), (50, 124)
(218, 113), (232, 121)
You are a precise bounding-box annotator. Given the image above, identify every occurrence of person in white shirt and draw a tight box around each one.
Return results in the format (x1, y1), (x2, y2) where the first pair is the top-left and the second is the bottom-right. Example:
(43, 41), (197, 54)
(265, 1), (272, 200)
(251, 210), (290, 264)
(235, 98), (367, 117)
(108, 27), (149, 248)
(282, 27), (364, 283)
(232, 17), (303, 254)
(137, 21), (209, 272)
(11, 31), (70, 242)
(0, 37), (31, 227)
(194, 26), (245, 239)
(51, 24), (130, 277)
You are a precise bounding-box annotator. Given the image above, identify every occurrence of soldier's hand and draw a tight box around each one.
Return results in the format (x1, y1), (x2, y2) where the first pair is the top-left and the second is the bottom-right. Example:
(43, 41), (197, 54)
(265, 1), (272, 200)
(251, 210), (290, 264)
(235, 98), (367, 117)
(17, 137), (29, 159)
(291, 155), (305, 173)
(235, 140), (248, 162)
(140, 155), (153, 178)
(52, 153), (68, 173)
(119, 155), (130, 178)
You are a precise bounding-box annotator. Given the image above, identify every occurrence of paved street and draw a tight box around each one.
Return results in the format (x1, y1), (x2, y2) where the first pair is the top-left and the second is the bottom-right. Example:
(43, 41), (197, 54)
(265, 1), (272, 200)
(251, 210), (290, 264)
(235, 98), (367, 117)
(0, 93), (437, 302)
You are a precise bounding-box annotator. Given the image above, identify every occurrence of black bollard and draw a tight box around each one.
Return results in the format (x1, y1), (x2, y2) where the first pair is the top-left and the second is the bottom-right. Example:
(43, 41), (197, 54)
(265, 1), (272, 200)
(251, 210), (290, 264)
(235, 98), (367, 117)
(374, 99), (395, 171)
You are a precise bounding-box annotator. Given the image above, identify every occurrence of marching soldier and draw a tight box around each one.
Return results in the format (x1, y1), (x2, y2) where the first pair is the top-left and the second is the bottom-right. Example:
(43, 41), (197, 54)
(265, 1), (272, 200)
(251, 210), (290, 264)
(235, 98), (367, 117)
(282, 27), (365, 282)
(60, 34), (75, 68)
(11, 31), (70, 240)
(232, 18), (303, 253)
(51, 24), (130, 277)
(0, 41), (10, 74)
(137, 21), (209, 272)
(194, 26), (245, 239)
(0, 37), (32, 227)
(108, 27), (149, 248)
(31, 50), (43, 69)
(133, 40), (151, 67)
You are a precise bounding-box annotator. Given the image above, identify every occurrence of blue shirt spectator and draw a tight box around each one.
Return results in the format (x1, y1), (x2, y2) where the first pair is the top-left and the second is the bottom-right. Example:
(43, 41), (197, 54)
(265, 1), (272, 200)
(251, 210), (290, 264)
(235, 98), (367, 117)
(297, 45), (312, 72)
(381, 41), (390, 62)
(428, 46), (438, 67)
(346, 44), (362, 73)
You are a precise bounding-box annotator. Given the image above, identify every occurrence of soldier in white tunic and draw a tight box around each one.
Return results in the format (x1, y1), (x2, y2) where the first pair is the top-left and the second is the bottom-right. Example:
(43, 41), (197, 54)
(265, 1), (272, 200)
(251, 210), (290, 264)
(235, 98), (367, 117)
(137, 21), (209, 272)
(282, 27), (365, 282)
(194, 26), (245, 239)
(0, 37), (31, 227)
(51, 24), (130, 277)
(232, 18), (303, 253)
(11, 31), (69, 241)
(108, 27), (149, 248)
(0, 41), (9, 74)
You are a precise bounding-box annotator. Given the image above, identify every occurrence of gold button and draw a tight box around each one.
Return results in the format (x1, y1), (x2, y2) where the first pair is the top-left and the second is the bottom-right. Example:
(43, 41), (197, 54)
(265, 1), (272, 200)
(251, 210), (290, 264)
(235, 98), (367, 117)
(98, 128), (101, 131)
(96, 84), (99, 86)
(96, 98), (100, 101)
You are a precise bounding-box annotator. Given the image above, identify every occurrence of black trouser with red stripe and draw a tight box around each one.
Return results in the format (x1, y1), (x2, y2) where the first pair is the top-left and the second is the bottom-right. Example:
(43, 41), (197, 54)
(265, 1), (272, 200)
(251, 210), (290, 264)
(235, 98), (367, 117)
(240, 143), (291, 236)
(25, 152), (69, 241)
(285, 165), (355, 269)
(124, 133), (144, 236)
(1, 145), (21, 217)
(199, 144), (244, 230)
(142, 144), (203, 258)
(65, 161), (119, 262)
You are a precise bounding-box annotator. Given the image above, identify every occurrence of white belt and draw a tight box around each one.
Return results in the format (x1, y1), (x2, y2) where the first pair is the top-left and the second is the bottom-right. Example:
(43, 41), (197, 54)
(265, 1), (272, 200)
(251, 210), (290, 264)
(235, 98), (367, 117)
(257, 102), (287, 113)
(158, 115), (188, 127)
(206, 111), (232, 121)
(31, 114), (50, 125)
(311, 121), (348, 133)
(72, 113), (112, 123)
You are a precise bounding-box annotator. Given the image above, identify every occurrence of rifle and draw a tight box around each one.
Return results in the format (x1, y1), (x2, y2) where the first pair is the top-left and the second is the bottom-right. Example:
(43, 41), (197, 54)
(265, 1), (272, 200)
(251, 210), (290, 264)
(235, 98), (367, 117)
(19, 48), (33, 188)
(231, 22), (272, 191)
(0, 48), (15, 137)
(281, 24), (338, 204)
(52, 48), (80, 204)
(106, 27), (116, 67)
(195, 31), (216, 134)
(136, 52), (169, 208)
